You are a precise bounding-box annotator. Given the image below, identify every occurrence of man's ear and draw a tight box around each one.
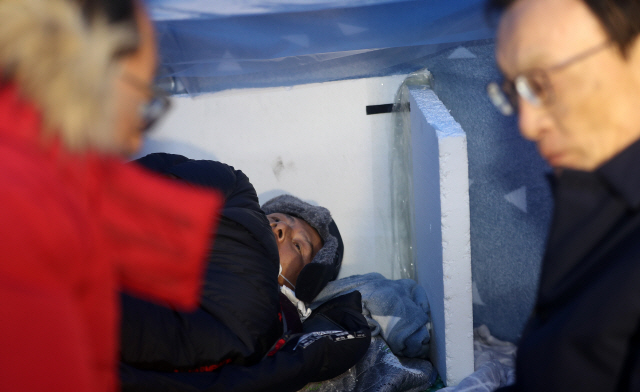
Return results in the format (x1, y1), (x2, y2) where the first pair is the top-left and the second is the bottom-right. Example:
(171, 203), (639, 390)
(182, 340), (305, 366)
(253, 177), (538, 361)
(295, 263), (333, 303)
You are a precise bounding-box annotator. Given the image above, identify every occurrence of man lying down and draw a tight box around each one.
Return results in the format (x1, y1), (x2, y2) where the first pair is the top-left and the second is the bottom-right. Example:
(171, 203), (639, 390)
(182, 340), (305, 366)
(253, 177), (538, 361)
(119, 153), (371, 392)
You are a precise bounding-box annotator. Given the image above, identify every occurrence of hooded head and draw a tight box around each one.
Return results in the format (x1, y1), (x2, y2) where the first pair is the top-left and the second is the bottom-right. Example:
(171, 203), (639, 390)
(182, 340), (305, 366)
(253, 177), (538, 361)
(0, 0), (160, 155)
(262, 195), (344, 303)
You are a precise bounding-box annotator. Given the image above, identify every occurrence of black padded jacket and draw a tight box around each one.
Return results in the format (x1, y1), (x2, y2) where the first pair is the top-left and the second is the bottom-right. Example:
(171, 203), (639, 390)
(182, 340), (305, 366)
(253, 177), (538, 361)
(120, 153), (370, 391)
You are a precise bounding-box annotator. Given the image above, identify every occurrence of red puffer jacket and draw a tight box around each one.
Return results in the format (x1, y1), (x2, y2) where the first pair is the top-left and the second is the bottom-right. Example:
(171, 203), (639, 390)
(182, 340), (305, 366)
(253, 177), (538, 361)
(0, 83), (223, 392)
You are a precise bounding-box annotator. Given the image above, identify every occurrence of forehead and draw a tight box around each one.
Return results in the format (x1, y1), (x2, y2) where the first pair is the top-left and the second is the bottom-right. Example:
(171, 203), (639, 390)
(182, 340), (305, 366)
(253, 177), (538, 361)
(495, 0), (606, 76)
(292, 215), (321, 241)
(269, 213), (321, 239)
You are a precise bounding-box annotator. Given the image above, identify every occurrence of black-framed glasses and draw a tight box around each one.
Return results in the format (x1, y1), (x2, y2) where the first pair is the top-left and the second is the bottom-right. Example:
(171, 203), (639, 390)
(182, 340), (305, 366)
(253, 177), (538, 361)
(121, 73), (172, 132)
(487, 41), (612, 116)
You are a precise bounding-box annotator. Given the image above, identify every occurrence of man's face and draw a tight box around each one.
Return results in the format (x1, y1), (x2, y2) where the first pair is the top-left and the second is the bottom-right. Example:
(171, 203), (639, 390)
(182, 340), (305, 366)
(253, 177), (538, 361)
(496, 0), (640, 171)
(267, 213), (323, 290)
(113, 4), (159, 156)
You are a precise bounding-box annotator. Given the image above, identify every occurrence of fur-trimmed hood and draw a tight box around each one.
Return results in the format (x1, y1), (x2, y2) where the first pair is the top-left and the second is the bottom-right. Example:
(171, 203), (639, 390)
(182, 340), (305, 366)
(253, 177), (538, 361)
(0, 0), (137, 152)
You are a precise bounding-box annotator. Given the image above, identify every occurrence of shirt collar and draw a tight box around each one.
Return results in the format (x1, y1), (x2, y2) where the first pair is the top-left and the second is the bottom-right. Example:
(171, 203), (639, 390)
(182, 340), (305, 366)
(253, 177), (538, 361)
(596, 137), (640, 209)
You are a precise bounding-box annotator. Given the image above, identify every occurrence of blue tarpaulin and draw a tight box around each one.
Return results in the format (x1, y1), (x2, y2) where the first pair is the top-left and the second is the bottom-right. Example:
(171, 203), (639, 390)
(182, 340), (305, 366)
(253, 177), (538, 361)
(145, 0), (494, 94)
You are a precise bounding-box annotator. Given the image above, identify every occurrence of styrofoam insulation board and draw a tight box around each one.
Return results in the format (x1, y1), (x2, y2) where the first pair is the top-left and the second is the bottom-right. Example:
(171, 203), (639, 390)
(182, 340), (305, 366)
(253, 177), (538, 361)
(409, 86), (474, 386)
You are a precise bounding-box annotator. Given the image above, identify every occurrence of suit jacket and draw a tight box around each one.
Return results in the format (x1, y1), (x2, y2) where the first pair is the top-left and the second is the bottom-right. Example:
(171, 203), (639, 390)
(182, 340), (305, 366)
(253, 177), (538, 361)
(501, 140), (640, 392)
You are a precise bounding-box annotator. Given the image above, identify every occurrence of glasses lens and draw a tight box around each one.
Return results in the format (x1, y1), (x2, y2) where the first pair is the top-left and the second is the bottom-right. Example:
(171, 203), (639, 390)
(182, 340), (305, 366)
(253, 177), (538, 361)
(515, 71), (551, 106)
(501, 79), (519, 109)
(140, 95), (171, 132)
(487, 82), (515, 116)
(528, 70), (552, 104)
(514, 76), (536, 106)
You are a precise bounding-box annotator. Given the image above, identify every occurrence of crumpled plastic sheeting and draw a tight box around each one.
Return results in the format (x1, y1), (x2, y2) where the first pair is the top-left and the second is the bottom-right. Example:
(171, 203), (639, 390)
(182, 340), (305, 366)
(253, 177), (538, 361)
(439, 325), (517, 392)
(144, 0), (494, 94)
(298, 336), (437, 392)
(389, 69), (433, 279)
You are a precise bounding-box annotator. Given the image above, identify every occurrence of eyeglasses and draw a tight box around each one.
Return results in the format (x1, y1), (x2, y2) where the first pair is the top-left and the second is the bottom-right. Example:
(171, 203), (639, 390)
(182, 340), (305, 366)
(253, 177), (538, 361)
(487, 41), (612, 116)
(120, 73), (172, 132)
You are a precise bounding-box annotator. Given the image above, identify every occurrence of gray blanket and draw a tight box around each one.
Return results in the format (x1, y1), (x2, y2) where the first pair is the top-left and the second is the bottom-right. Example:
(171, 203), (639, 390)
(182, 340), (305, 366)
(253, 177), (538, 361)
(307, 274), (516, 392)
(310, 273), (431, 358)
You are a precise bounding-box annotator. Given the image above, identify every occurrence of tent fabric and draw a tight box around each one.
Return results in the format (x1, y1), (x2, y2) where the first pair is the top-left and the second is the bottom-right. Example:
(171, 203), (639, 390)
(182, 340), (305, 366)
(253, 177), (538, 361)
(144, 0), (494, 94)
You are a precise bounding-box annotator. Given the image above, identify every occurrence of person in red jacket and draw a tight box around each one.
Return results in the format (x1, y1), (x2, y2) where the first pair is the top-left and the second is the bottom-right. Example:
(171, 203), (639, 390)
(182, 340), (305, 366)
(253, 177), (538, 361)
(0, 1), (223, 391)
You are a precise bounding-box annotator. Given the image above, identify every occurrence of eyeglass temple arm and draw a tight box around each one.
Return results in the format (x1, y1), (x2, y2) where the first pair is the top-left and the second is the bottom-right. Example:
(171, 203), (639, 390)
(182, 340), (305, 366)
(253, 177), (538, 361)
(547, 41), (613, 72)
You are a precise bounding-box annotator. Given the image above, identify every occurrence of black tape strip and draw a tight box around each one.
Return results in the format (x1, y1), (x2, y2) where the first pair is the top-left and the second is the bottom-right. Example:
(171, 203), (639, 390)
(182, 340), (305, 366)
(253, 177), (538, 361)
(366, 103), (394, 115)
(365, 102), (410, 115)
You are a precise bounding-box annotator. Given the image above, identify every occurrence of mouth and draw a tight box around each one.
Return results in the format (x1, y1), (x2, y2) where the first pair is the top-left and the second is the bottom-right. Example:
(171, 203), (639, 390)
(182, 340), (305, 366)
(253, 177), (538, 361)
(538, 145), (565, 168)
(545, 152), (565, 167)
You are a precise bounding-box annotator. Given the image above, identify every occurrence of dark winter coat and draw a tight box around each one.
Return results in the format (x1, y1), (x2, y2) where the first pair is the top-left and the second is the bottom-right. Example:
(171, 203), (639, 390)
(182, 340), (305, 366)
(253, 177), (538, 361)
(500, 139), (640, 392)
(120, 153), (371, 391)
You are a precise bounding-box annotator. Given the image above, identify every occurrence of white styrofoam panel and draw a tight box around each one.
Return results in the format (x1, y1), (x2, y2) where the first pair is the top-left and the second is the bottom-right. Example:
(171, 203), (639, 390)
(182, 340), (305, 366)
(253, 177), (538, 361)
(137, 75), (408, 279)
(409, 87), (474, 386)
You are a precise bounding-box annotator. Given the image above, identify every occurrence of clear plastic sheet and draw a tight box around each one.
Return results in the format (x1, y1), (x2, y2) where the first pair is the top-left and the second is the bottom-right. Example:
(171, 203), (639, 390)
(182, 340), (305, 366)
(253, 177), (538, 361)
(389, 70), (433, 280)
(145, 0), (493, 94)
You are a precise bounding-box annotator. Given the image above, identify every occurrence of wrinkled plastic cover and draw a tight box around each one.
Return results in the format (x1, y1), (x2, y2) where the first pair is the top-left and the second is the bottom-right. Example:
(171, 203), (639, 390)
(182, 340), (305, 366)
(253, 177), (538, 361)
(389, 70), (433, 280)
(301, 336), (437, 392)
(144, 0), (494, 94)
(148, 0), (419, 20)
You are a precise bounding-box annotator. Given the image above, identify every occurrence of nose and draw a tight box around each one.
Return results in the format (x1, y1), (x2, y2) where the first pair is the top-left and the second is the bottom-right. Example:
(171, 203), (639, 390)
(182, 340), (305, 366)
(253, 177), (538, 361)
(517, 98), (547, 142)
(270, 221), (289, 242)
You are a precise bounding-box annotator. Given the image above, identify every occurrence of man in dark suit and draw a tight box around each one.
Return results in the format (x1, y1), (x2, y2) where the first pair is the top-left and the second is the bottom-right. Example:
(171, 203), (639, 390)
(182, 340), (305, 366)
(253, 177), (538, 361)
(487, 0), (640, 390)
